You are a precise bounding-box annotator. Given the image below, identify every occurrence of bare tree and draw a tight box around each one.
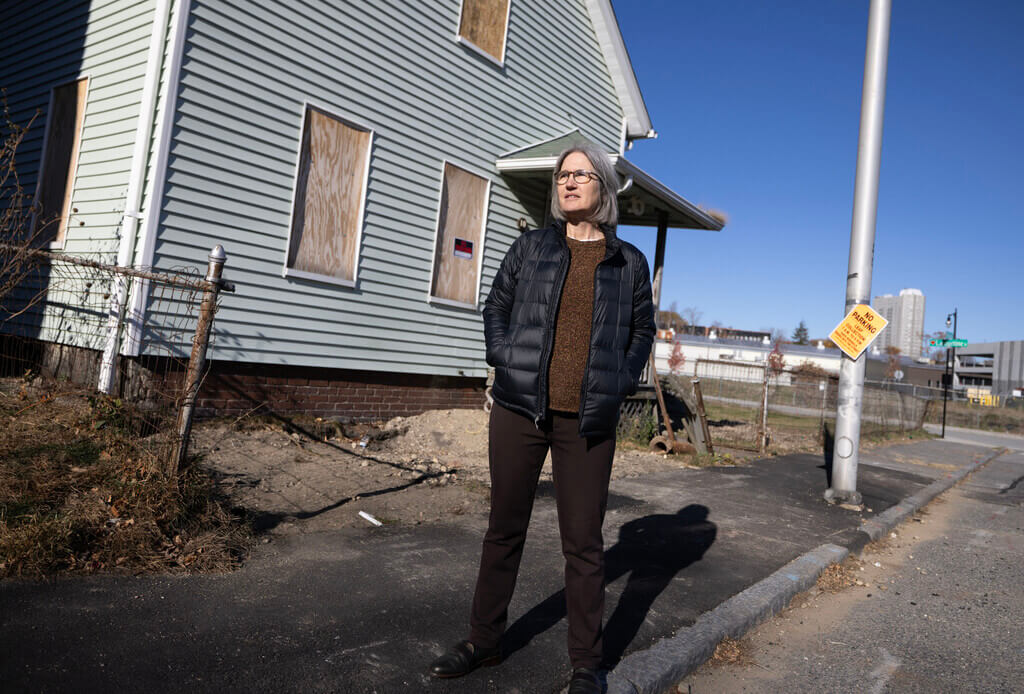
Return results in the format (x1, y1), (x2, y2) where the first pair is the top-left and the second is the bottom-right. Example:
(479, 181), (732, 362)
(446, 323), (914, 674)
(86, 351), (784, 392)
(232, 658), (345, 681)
(681, 306), (703, 326)
(885, 346), (901, 380)
(667, 342), (686, 375)
(1, 97), (49, 322)
(767, 341), (786, 375)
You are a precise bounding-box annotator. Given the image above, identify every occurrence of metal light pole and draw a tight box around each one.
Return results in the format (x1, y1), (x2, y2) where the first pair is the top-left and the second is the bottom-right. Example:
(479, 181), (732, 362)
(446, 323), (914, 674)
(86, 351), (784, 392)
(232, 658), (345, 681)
(826, 0), (892, 507)
(940, 308), (957, 438)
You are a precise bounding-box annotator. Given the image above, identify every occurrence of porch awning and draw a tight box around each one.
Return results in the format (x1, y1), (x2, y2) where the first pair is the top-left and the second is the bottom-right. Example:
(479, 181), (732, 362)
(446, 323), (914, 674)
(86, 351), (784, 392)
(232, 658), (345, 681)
(495, 130), (724, 231)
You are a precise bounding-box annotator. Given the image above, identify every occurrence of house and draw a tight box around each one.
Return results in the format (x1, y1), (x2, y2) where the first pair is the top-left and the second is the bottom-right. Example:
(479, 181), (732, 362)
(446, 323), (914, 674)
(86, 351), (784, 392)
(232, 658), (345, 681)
(1, 0), (722, 420)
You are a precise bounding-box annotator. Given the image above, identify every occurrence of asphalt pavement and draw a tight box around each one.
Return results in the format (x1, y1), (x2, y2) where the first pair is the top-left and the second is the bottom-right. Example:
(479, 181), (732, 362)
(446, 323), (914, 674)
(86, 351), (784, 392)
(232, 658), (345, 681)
(0, 438), (1013, 694)
(923, 423), (1024, 451)
(682, 448), (1024, 693)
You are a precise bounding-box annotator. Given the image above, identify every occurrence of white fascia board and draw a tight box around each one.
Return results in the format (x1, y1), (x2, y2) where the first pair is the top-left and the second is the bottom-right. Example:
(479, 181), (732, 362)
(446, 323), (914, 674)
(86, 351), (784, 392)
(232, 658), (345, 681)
(495, 156), (558, 172)
(584, 0), (655, 140)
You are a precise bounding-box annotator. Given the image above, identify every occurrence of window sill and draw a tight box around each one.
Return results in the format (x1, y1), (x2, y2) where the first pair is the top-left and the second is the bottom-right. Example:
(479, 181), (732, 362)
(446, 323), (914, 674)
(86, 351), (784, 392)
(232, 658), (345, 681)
(428, 294), (479, 312)
(455, 35), (506, 69)
(283, 267), (356, 289)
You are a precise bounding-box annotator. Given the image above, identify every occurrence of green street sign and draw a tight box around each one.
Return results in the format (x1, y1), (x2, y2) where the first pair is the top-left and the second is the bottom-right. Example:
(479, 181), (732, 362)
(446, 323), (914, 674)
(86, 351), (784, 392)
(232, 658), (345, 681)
(929, 338), (968, 348)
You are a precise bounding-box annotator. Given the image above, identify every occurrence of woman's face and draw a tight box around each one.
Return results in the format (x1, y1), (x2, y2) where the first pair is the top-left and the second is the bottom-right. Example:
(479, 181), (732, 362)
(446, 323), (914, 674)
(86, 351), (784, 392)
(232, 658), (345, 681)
(556, 151), (601, 220)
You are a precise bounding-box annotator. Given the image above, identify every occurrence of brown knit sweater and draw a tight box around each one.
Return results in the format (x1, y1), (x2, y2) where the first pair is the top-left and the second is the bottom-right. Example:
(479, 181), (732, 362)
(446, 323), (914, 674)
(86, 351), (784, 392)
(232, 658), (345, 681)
(547, 236), (606, 413)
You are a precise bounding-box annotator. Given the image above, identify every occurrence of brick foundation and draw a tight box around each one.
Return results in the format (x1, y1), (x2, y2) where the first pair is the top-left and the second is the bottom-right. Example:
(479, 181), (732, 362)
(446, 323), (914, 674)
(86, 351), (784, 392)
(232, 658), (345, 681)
(193, 361), (487, 421)
(1, 337), (487, 421)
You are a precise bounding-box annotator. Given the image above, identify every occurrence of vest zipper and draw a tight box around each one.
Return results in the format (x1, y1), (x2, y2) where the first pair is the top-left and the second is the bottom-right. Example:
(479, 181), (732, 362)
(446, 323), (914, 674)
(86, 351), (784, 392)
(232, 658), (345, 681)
(536, 248), (570, 428)
(577, 258), (606, 436)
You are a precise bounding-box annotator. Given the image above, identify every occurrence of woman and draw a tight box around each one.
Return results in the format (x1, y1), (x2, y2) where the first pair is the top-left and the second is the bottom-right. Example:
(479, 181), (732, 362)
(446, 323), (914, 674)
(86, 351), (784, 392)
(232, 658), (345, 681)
(430, 142), (655, 693)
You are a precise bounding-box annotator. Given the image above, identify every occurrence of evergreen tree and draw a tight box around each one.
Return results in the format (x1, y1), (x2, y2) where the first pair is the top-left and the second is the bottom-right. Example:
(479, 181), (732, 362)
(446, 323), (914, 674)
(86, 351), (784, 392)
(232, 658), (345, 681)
(791, 320), (810, 345)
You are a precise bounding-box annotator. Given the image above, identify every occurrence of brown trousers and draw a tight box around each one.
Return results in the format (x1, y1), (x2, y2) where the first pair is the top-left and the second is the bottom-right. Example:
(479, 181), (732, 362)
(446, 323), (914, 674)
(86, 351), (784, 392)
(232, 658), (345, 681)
(469, 403), (615, 669)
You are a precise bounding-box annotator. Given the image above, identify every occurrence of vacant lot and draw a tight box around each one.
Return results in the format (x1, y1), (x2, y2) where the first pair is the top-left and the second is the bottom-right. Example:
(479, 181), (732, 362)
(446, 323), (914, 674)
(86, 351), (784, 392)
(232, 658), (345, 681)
(3, 376), (931, 579)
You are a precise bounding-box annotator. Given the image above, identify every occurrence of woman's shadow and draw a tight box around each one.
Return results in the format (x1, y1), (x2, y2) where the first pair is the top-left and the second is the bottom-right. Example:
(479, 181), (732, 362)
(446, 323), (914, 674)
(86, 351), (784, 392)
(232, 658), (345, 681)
(502, 504), (717, 668)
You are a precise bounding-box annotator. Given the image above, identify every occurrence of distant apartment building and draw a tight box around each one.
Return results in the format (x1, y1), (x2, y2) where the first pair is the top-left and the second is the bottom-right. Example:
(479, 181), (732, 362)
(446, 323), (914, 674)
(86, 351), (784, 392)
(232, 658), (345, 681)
(874, 289), (926, 358)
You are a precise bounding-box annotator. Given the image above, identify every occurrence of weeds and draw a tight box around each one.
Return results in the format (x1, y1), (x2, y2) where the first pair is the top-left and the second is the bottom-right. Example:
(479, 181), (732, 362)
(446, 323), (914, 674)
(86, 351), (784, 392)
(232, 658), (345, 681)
(688, 452), (738, 468)
(0, 378), (251, 579)
(617, 403), (658, 445)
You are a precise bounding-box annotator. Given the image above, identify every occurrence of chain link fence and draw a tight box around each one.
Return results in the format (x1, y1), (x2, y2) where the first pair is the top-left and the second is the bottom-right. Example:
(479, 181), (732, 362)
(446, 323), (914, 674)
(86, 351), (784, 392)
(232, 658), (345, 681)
(691, 358), (928, 451)
(0, 243), (231, 472)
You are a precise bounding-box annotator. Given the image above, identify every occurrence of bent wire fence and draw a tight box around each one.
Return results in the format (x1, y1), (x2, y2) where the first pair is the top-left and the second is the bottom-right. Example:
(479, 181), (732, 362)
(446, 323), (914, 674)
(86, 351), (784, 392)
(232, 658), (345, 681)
(691, 358), (929, 452)
(0, 242), (232, 473)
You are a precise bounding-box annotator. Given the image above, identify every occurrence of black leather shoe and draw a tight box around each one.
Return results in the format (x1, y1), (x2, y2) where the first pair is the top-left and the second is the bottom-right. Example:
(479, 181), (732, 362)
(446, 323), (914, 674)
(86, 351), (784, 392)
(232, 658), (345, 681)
(429, 640), (501, 678)
(568, 667), (603, 694)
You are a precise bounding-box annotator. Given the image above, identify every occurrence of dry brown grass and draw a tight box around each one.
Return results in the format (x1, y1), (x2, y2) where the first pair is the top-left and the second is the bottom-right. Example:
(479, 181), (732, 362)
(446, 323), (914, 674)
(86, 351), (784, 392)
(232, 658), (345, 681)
(816, 560), (858, 593)
(708, 637), (750, 667)
(0, 376), (251, 579)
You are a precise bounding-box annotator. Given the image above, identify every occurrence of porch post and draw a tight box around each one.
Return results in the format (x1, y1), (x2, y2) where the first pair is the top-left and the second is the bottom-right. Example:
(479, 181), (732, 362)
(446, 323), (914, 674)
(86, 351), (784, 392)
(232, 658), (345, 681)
(651, 210), (668, 313)
(647, 209), (668, 384)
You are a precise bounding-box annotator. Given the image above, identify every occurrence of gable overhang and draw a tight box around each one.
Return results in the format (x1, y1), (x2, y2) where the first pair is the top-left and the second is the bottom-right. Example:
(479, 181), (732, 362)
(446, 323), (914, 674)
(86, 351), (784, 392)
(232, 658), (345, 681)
(584, 0), (655, 141)
(496, 152), (723, 231)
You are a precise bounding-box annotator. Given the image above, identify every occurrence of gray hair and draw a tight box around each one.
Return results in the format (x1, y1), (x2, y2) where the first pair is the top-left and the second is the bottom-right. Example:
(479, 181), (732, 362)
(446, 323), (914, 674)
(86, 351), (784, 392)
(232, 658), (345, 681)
(549, 141), (619, 228)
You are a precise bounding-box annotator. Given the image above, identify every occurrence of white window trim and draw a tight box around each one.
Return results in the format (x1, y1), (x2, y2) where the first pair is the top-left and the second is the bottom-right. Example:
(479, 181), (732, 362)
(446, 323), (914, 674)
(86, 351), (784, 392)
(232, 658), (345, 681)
(426, 159), (491, 312)
(281, 100), (373, 290)
(454, 0), (512, 68)
(29, 74), (92, 251)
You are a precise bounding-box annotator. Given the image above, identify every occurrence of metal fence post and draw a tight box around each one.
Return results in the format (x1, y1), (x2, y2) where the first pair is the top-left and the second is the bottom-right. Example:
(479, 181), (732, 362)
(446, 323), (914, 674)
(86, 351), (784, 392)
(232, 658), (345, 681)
(171, 245), (226, 475)
(757, 360), (770, 454)
(692, 378), (714, 456)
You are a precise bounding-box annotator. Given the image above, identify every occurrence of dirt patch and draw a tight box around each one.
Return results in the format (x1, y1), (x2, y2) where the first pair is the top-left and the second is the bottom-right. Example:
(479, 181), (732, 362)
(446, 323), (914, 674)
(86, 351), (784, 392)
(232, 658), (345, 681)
(192, 407), (709, 534)
(192, 403), (931, 535)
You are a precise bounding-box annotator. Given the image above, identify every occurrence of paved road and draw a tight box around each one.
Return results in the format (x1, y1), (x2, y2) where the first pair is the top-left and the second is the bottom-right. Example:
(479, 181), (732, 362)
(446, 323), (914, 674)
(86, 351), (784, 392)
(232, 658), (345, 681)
(0, 441), (1003, 694)
(681, 449), (1024, 693)
(923, 423), (1024, 451)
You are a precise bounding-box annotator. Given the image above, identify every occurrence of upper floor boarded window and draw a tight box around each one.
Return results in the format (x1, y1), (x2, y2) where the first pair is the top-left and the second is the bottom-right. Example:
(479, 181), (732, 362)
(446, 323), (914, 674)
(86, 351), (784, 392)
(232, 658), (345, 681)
(457, 0), (511, 65)
(32, 77), (88, 247)
(285, 106), (372, 287)
(429, 162), (491, 308)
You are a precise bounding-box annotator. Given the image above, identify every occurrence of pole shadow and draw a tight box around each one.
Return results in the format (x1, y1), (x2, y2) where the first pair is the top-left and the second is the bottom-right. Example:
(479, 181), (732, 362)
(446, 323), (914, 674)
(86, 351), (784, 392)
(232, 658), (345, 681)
(820, 422), (835, 487)
(501, 504), (716, 668)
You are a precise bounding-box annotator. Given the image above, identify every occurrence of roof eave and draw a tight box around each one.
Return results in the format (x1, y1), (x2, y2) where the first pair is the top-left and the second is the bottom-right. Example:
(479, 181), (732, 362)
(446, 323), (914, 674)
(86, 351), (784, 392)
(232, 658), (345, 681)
(613, 156), (724, 231)
(495, 154), (724, 232)
(584, 0), (654, 140)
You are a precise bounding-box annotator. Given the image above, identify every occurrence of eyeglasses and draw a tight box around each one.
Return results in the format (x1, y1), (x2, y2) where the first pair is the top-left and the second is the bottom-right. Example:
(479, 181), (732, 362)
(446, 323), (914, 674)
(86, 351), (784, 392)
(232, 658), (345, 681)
(554, 169), (600, 185)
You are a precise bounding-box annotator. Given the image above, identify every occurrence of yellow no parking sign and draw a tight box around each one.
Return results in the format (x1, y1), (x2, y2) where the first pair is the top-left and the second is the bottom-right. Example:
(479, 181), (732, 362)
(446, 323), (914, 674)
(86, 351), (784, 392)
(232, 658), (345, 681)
(829, 304), (888, 360)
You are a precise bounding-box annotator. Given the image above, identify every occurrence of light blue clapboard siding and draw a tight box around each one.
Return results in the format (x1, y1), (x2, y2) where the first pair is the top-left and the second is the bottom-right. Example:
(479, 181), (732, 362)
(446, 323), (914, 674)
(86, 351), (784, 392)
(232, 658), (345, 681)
(0, 0), (159, 346)
(145, 0), (625, 376)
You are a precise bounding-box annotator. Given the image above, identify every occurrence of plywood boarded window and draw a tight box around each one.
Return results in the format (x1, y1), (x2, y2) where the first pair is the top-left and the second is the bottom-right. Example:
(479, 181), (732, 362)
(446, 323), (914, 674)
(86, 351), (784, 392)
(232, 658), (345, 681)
(458, 0), (511, 63)
(430, 163), (490, 307)
(33, 77), (88, 246)
(286, 106), (372, 286)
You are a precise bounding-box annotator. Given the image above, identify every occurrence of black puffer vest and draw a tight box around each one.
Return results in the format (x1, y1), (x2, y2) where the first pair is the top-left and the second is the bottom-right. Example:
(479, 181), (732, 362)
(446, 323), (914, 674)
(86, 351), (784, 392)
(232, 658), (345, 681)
(483, 223), (655, 437)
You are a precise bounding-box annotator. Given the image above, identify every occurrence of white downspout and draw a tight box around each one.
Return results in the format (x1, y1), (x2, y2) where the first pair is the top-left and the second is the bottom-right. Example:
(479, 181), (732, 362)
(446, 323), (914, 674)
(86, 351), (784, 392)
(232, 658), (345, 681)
(97, 0), (173, 393)
(124, 0), (192, 360)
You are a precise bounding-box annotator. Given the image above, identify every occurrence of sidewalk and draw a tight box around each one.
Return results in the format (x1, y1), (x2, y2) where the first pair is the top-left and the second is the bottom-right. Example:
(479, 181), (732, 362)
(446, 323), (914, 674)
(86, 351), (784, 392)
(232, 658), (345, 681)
(0, 439), (1007, 693)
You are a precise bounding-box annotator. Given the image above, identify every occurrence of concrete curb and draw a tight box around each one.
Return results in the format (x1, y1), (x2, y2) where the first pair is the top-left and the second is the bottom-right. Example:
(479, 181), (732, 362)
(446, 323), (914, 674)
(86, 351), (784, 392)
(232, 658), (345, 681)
(605, 544), (848, 694)
(859, 448), (1003, 542)
(604, 447), (1005, 694)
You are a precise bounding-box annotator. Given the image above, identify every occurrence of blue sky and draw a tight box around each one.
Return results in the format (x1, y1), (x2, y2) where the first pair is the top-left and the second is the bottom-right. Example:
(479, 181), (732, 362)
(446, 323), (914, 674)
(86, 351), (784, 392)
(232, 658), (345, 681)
(613, 0), (1023, 345)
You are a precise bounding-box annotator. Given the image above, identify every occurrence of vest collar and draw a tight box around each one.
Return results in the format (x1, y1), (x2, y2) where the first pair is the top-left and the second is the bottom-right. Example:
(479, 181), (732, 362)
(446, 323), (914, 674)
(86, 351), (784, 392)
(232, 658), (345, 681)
(552, 220), (622, 260)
